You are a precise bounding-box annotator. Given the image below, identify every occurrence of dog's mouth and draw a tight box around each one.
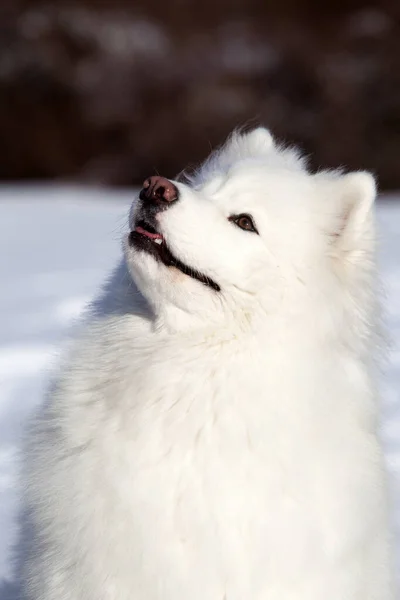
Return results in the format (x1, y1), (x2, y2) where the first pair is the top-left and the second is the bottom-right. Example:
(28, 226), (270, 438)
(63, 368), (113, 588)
(129, 219), (220, 292)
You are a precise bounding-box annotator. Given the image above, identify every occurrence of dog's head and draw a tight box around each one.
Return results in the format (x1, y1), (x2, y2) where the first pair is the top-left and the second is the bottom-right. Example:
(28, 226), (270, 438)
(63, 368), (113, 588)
(125, 128), (377, 336)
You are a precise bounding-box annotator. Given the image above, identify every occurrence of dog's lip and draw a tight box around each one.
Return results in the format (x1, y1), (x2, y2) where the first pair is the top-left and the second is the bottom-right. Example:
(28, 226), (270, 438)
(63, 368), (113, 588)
(135, 225), (163, 240)
(134, 220), (163, 240)
(129, 220), (221, 292)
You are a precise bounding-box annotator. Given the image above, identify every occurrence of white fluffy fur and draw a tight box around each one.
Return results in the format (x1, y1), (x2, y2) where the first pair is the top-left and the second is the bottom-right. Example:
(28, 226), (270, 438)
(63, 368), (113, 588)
(21, 128), (395, 599)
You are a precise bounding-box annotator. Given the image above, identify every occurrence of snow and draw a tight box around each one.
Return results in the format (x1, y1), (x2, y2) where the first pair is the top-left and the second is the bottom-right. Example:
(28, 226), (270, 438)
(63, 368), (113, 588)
(0, 186), (399, 589)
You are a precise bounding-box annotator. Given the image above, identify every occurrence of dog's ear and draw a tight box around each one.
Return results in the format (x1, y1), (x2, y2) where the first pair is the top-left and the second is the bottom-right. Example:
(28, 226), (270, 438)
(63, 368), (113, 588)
(219, 127), (275, 163)
(192, 127), (275, 184)
(238, 127), (274, 155)
(219, 128), (308, 172)
(330, 171), (376, 259)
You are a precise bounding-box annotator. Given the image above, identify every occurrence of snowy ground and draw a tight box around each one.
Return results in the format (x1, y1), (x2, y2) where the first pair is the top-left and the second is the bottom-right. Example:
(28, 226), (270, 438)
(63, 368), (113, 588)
(0, 186), (399, 588)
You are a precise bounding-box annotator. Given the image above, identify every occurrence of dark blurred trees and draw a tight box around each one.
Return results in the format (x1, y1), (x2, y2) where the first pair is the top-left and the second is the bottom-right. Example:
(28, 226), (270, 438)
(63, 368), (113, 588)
(0, 0), (399, 188)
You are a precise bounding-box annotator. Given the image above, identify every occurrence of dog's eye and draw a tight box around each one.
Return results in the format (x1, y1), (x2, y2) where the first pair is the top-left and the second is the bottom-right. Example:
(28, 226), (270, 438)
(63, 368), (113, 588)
(230, 214), (258, 234)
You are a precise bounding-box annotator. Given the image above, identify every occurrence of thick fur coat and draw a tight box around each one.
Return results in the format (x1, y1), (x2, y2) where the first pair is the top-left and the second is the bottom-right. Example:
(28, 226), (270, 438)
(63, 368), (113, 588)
(20, 128), (395, 599)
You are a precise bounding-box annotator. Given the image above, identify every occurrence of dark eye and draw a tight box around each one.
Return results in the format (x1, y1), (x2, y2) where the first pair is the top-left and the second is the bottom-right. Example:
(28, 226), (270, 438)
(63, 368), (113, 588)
(229, 214), (258, 234)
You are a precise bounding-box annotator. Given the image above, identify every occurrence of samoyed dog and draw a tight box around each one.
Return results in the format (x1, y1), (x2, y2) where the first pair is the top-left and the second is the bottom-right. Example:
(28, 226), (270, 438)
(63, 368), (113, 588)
(21, 128), (395, 600)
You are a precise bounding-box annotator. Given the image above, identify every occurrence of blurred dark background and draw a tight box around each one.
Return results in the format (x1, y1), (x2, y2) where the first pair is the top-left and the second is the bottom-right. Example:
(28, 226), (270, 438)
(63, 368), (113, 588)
(0, 0), (399, 188)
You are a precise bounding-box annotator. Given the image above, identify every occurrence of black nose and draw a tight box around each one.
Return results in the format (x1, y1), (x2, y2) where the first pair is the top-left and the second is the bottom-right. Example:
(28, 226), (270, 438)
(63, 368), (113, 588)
(139, 176), (178, 207)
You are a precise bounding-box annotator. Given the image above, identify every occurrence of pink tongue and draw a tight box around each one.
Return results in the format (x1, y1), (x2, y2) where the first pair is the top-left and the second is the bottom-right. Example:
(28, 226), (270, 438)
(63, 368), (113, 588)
(135, 225), (163, 240)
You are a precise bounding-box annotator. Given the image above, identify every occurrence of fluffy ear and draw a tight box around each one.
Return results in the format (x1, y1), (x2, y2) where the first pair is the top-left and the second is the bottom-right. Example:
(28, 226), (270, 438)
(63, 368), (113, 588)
(331, 171), (376, 256)
(218, 127), (274, 164)
(238, 127), (274, 155)
(191, 127), (275, 185)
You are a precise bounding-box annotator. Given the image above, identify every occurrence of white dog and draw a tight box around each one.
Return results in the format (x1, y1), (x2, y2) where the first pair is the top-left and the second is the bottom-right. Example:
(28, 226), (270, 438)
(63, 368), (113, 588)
(20, 128), (395, 599)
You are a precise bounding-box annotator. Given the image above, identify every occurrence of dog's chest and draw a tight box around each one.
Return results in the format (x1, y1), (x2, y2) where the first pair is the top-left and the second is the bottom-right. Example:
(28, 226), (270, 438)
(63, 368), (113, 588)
(79, 335), (385, 599)
(101, 340), (375, 575)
